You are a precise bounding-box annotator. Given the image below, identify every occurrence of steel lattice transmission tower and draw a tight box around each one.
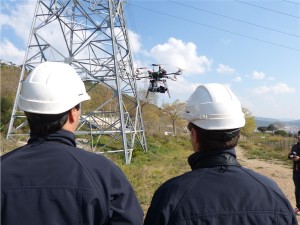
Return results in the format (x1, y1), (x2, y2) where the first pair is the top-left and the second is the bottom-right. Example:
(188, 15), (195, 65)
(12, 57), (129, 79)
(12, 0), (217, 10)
(7, 0), (147, 164)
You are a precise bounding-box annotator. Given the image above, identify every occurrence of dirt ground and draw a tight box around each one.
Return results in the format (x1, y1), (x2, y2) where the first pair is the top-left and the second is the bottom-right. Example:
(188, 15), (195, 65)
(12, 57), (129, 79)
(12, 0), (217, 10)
(236, 147), (300, 223)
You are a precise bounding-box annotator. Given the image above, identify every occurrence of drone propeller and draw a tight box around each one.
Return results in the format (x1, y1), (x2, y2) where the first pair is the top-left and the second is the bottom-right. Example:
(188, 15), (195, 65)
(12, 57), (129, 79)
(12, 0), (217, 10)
(151, 64), (161, 67)
(175, 68), (183, 75)
(165, 68), (182, 76)
(151, 63), (168, 67)
(135, 76), (151, 80)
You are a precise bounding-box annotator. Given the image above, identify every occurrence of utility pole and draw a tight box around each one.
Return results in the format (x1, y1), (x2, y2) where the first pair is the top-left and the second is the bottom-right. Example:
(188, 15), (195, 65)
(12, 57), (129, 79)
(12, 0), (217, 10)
(7, 0), (147, 164)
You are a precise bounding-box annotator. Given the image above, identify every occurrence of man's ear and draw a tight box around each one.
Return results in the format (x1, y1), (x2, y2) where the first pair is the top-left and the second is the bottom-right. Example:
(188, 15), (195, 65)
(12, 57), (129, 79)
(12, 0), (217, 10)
(68, 108), (77, 123)
(191, 128), (198, 142)
(63, 107), (79, 132)
(191, 127), (200, 152)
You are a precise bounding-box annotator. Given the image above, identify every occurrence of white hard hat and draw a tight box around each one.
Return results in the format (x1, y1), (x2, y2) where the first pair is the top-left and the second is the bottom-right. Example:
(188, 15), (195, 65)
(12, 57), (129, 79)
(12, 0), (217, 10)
(181, 83), (245, 130)
(18, 62), (91, 114)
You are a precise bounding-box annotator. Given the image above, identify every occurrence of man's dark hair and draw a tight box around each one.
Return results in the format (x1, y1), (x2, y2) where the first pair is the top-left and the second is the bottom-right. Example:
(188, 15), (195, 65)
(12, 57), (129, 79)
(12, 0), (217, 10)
(25, 104), (80, 137)
(188, 122), (240, 152)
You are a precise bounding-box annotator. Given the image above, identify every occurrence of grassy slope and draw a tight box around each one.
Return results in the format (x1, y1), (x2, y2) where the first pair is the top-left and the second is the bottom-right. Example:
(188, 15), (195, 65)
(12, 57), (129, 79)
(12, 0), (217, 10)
(1, 65), (21, 97)
(107, 134), (192, 212)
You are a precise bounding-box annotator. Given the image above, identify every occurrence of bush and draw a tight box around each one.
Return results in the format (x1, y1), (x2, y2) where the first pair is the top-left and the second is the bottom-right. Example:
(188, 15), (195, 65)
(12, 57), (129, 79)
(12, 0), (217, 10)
(1, 96), (14, 132)
(274, 130), (288, 137)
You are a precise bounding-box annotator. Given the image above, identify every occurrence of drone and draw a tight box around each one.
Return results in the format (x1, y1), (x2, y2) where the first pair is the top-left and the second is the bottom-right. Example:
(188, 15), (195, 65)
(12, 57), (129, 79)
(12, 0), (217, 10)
(135, 64), (183, 98)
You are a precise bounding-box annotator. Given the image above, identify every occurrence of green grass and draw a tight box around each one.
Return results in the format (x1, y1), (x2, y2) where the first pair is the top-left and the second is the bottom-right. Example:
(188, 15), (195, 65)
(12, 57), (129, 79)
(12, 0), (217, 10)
(106, 134), (192, 212)
(239, 134), (294, 166)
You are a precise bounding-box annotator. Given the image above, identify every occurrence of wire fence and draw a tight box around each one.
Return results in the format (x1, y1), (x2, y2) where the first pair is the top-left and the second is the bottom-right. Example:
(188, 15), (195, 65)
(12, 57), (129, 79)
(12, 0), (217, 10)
(246, 135), (297, 153)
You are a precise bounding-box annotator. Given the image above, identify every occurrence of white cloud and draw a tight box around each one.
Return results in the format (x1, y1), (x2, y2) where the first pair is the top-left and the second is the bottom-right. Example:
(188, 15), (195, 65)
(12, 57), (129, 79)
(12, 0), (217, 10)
(221, 39), (232, 45)
(150, 38), (212, 74)
(216, 64), (235, 74)
(0, 39), (25, 65)
(156, 76), (201, 105)
(233, 76), (242, 82)
(0, 1), (36, 64)
(251, 70), (265, 80)
(128, 30), (142, 54)
(253, 83), (295, 94)
(0, 1), (35, 44)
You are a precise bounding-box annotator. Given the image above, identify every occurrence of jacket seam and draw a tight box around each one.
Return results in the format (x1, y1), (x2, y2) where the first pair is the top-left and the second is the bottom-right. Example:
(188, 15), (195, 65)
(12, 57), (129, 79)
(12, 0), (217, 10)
(239, 167), (293, 214)
(177, 210), (289, 222)
(2, 186), (98, 193)
(167, 169), (208, 225)
(59, 144), (109, 220)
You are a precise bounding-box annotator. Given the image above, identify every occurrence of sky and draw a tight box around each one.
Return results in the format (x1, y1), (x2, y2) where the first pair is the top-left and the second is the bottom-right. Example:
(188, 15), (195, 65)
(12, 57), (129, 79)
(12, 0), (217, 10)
(1, 0), (300, 120)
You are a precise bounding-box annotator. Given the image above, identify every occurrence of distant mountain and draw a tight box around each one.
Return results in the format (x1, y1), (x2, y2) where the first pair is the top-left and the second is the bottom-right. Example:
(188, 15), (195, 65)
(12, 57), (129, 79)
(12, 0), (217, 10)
(255, 117), (281, 127)
(254, 117), (300, 133)
(286, 120), (300, 127)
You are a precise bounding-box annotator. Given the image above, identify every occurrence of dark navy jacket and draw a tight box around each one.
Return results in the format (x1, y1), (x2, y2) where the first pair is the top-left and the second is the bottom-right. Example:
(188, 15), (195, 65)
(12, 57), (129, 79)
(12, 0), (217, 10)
(1, 130), (143, 225)
(144, 149), (297, 225)
(290, 142), (300, 175)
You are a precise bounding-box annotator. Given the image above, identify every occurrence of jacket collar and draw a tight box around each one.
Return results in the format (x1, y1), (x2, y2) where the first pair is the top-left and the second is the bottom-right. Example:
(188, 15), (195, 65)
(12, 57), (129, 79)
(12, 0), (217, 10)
(28, 129), (76, 147)
(188, 148), (241, 170)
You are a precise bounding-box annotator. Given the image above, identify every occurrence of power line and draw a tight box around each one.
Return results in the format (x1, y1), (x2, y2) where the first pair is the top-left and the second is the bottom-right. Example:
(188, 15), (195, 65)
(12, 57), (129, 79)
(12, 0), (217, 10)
(129, 3), (300, 53)
(282, 0), (300, 6)
(235, 0), (300, 19)
(169, 0), (300, 38)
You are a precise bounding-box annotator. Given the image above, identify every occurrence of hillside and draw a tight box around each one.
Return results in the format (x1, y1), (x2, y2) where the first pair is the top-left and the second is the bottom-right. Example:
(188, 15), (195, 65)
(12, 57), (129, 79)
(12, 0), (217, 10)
(255, 117), (300, 132)
(1, 64), (299, 133)
(1, 64), (22, 99)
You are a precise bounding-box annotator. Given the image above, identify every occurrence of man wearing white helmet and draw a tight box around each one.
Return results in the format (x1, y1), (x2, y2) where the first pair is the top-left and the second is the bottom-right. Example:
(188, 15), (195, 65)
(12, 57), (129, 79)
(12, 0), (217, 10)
(1, 62), (143, 225)
(144, 83), (297, 225)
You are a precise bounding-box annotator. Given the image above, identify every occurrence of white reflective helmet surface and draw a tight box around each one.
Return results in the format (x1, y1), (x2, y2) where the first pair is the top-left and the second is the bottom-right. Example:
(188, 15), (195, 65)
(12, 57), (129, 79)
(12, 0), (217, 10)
(181, 83), (245, 130)
(18, 62), (91, 114)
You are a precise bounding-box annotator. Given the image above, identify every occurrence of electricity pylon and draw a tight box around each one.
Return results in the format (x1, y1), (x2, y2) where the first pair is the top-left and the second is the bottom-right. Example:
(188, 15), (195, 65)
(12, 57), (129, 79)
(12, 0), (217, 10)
(7, 0), (147, 164)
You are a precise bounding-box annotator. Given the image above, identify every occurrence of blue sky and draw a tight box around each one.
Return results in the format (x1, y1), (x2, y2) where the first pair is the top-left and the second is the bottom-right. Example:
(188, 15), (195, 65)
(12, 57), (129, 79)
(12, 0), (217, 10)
(1, 0), (300, 120)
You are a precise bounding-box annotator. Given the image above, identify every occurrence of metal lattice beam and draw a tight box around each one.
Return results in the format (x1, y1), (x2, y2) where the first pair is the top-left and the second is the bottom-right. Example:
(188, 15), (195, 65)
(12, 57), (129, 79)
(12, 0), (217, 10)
(7, 0), (147, 164)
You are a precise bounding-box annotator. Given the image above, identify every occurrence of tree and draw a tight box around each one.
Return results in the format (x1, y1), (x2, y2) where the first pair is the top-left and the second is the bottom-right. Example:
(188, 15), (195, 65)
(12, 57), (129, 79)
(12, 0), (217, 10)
(267, 123), (277, 132)
(137, 88), (158, 113)
(142, 104), (160, 134)
(274, 130), (288, 137)
(257, 126), (268, 133)
(1, 96), (13, 131)
(160, 99), (186, 136)
(240, 108), (256, 137)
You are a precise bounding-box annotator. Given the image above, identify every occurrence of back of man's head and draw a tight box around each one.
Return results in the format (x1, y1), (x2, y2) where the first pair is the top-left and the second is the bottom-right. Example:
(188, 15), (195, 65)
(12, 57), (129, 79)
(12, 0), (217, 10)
(182, 83), (245, 151)
(18, 62), (90, 137)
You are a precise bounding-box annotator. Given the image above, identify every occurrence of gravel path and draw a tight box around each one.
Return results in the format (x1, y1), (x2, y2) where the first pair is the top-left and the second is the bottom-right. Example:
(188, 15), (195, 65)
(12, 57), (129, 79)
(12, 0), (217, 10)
(236, 147), (299, 223)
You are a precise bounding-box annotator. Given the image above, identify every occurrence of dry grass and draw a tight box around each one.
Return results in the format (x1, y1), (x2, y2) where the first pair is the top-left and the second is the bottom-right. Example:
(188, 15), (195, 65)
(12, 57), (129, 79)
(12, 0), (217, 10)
(107, 134), (192, 212)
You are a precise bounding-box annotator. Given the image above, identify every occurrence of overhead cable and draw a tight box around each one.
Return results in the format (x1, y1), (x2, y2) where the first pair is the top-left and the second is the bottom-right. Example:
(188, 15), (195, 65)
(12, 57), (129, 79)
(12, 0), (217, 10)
(235, 0), (300, 19)
(282, 0), (300, 5)
(129, 3), (300, 53)
(169, 0), (300, 38)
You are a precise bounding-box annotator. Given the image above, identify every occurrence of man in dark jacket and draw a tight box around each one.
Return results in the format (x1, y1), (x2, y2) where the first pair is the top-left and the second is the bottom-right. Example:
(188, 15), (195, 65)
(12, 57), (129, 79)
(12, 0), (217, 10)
(288, 130), (300, 215)
(144, 83), (297, 225)
(1, 62), (143, 225)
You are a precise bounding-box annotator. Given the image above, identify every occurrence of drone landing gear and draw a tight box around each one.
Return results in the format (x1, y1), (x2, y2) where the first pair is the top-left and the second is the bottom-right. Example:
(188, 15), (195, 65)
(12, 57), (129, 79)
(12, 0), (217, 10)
(148, 85), (167, 93)
(146, 80), (170, 98)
